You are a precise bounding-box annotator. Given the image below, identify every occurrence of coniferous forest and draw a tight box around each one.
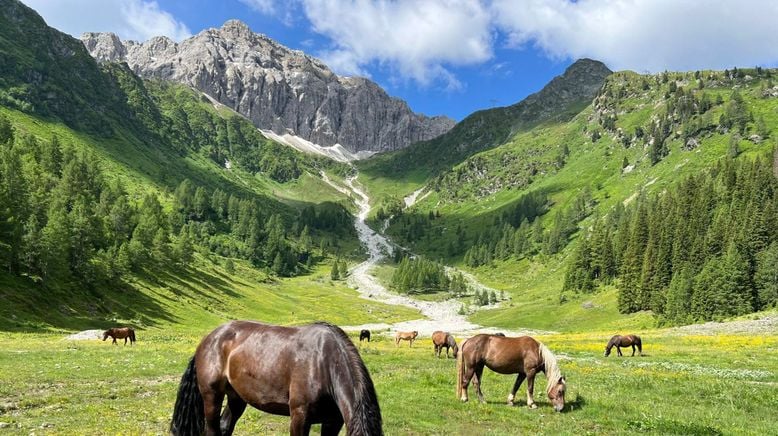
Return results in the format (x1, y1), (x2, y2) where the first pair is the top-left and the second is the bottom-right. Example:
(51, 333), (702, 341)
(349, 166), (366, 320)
(0, 114), (354, 289)
(563, 152), (778, 323)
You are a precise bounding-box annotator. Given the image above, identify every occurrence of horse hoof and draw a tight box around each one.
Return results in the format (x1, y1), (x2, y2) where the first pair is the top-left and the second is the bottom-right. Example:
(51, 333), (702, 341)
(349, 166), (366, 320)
(528, 403), (538, 409)
(460, 396), (468, 403)
(507, 401), (514, 407)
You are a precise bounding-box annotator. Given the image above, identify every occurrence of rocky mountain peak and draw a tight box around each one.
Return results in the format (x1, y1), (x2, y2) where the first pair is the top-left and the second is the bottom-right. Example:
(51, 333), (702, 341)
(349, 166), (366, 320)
(80, 21), (455, 154)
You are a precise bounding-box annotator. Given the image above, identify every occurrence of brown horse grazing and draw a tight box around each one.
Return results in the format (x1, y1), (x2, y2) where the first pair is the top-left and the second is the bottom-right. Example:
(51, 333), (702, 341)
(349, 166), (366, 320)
(395, 331), (418, 347)
(431, 331), (458, 358)
(170, 321), (382, 436)
(457, 335), (566, 412)
(102, 327), (136, 345)
(359, 329), (371, 342)
(604, 334), (643, 357)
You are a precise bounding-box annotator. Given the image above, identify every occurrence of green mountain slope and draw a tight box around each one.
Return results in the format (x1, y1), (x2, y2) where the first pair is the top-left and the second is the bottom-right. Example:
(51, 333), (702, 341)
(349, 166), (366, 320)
(0, 0), (416, 331)
(372, 67), (778, 331)
(358, 59), (612, 198)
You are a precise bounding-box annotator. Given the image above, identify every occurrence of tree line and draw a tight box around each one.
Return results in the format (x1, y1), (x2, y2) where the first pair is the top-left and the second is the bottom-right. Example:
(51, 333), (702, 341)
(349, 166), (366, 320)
(563, 152), (778, 323)
(390, 256), (470, 296)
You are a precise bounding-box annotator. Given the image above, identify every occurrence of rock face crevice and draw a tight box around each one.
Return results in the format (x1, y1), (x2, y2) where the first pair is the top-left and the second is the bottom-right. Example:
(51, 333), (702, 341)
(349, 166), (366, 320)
(81, 20), (454, 153)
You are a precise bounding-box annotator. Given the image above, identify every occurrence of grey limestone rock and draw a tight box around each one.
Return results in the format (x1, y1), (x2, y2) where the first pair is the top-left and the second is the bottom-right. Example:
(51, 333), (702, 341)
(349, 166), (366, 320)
(81, 20), (454, 153)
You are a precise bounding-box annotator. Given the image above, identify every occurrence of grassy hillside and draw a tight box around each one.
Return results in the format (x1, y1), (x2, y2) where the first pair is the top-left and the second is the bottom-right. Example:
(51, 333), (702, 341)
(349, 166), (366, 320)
(363, 68), (778, 332)
(0, 0), (391, 331)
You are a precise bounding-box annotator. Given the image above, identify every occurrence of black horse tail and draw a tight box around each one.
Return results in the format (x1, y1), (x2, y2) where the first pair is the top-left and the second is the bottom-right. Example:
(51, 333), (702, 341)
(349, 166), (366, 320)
(322, 323), (383, 436)
(636, 336), (643, 354)
(170, 357), (204, 436)
(130, 329), (136, 344)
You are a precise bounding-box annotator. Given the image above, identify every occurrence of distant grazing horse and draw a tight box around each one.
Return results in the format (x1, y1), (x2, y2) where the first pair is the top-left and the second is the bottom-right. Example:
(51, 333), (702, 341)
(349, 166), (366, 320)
(170, 321), (382, 436)
(432, 331), (458, 358)
(103, 327), (136, 346)
(604, 334), (643, 357)
(360, 329), (371, 342)
(395, 331), (418, 347)
(457, 335), (566, 412)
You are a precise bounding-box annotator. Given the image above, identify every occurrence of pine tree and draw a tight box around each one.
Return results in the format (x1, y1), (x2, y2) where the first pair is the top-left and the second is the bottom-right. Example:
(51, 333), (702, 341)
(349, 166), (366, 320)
(665, 268), (693, 323)
(728, 134), (740, 159)
(755, 242), (778, 308)
(173, 225), (194, 265)
(330, 260), (340, 280)
(20, 214), (43, 278)
(272, 252), (285, 276)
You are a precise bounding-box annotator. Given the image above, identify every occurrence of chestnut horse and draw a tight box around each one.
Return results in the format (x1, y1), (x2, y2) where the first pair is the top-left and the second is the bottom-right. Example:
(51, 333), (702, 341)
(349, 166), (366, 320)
(457, 335), (566, 412)
(431, 331), (458, 358)
(359, 329), (371, 342)
(395, 331), (418, 347)
(170, 321), (382, 436)
(604, 334), (642, 357)
(102, 327), (136, 345)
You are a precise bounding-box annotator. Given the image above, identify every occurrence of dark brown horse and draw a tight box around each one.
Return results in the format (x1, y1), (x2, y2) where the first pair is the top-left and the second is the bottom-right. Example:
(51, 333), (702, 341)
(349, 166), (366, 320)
(457, 335), (566, 412)
(102, 327), (136, 345)
(431, 331), (458, 358)
(394, 331), (418, 347)
(359, 329), (371, 342)
(604, 334), (642, 357)
(170, 321), (382, 436)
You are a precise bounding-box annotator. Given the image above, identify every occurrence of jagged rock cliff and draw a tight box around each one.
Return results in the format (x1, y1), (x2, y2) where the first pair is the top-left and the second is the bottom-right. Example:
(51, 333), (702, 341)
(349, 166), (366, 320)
(81, 21), (454, 153)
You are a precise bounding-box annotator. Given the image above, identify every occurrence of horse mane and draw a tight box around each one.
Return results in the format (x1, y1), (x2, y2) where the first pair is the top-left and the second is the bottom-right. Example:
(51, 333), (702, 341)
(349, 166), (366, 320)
(314, 322), (383, 435)
(538, 342), (562, 394)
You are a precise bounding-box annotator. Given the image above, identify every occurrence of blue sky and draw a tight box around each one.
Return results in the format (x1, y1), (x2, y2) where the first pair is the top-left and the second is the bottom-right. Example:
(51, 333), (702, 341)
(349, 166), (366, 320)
(23, 0), (778, 121)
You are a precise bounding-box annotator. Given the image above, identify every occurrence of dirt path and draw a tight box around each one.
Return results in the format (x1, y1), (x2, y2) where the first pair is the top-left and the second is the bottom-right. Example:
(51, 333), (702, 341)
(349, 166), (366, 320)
(334, 171), (547, 337)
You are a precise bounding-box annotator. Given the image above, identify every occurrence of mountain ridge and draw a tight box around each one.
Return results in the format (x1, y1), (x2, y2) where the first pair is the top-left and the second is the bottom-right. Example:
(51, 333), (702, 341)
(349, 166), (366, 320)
(360, 58), (612, 180)
(81, 20), (455, 154)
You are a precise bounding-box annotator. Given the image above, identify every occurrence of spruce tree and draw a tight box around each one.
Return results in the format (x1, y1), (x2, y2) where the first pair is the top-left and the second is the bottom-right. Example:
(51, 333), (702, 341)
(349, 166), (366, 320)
(330, 260), (340, 280)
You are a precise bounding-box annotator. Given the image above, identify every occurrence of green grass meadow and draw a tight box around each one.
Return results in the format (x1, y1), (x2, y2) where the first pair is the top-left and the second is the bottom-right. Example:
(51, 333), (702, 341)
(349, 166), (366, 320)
(1, 327), (776, 435)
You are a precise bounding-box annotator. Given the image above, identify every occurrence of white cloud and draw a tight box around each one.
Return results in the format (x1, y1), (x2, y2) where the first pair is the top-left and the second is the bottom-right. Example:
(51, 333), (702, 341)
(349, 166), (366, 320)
(21, 0), (191, 42)
(300, 0), (494, 89)
(239, 0), (276, 15)
(492, 0), (778, 72)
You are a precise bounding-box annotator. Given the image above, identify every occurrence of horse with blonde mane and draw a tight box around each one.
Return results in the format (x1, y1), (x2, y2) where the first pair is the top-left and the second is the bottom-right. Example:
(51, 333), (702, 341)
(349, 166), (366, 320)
(395, 331), (418, 347)
(431, 331), (458, 358)
(457, 335), (566, 412)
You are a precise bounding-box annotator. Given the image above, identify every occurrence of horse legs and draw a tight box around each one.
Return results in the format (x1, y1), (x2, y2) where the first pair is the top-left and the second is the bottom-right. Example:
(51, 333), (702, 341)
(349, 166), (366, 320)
(321, 416), (344, 436)
(219, 388), (247, 436)
(289, 406), (312, 436)
(112, 337), (117, 345)
(409, 338), (414, 348)
(508, 373), (526, 406)
(202, 388), (225, 436)
(631, 344), (636, 356)
(460, 362), (476, 402)
(395, 337), (400, 347)
(434, 344), (440, 358)
(525, 370), (538, 409)
(473, 364), (486, 403)
(616, 346), (623, 357)
(124, 337), (128, 346)
(445, 346), (450, 359)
